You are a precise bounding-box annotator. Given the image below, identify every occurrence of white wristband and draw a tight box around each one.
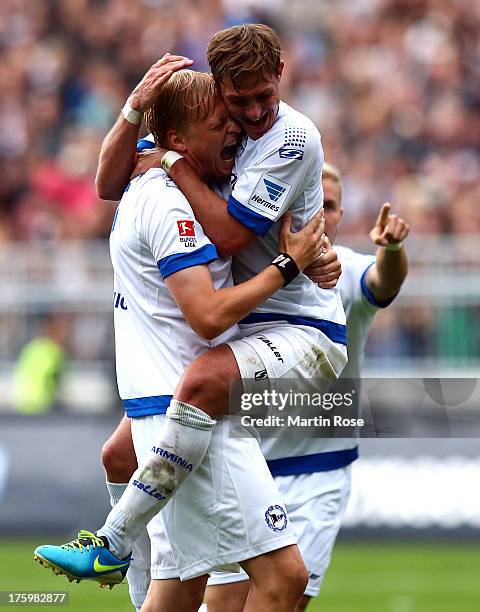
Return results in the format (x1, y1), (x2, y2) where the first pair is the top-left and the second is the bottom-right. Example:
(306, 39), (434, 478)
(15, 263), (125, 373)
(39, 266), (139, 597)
(384, 242), (403, 252)
(161, 150), (184, 172)
(121, 100), (143, 125)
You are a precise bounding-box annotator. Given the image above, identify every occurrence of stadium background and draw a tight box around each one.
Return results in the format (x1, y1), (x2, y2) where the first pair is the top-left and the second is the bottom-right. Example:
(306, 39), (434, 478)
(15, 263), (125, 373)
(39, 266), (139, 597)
(0, 0), (479, 610)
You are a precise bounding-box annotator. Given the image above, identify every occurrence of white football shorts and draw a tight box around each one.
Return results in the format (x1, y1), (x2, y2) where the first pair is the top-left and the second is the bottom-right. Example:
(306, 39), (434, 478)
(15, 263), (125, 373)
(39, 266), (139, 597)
(229, 322), (347, 394)
(131, 414), (297, 581)
(208, 466), (352, 597)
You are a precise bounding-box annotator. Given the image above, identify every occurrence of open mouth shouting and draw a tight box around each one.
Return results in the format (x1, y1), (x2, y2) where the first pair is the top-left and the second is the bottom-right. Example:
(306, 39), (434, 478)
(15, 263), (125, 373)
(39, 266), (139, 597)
(242, 113), (271, 139)
(220, 139), (239, 161)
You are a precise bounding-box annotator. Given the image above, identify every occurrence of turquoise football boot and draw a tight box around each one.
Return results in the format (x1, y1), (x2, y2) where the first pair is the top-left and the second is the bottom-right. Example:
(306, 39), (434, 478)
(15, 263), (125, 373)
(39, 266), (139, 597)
(34, 530), (131, 589)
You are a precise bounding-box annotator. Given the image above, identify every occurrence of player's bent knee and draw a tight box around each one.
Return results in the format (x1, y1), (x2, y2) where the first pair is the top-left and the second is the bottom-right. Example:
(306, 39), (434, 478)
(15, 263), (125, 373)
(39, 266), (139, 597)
(249, 555), (308, 606)
(175, 365), (206, 405)
(101, 438), (137, 482)
(283, 561), (308, 598)
(271, 558), (308, 601)
(175, 362), (228, 416)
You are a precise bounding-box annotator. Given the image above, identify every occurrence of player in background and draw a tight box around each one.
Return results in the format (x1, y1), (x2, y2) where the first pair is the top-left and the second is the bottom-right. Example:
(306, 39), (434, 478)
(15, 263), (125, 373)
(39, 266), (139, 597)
(35, 71), (329, 612)
(205, 163), (410, 611)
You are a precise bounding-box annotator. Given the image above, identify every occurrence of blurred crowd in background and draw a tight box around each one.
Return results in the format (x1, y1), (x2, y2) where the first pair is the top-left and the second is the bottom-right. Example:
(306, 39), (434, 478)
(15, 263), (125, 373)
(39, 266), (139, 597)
(1, 0), (479, 241)
(1, 0), (479, 412)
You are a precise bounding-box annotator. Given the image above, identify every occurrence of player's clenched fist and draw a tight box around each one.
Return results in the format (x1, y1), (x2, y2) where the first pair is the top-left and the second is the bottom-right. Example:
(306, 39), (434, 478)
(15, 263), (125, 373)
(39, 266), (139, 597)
(370, 202), (410, 248)
(278, 210), (325, 271)
(128, 53), (194, 113)
(304, 236), (342, 289)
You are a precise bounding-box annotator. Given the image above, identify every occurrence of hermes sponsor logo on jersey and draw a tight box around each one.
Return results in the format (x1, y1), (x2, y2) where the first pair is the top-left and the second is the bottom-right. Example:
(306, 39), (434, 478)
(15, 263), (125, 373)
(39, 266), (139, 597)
(247, 173), (292, 220)
(251, 194), (279, 212)
(263, 178), (285, 202)
(151, 446), (193, 471)
(177, 219), (197, 247)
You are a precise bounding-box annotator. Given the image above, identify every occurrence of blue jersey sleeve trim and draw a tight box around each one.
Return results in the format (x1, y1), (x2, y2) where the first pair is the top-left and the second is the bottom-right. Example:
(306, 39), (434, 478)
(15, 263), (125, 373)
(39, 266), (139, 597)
(124, 394), (173, 418)
(240, 312), (347, 345)
(267, 447), (358, 476)
(158, 244), (218, 279)
(111, 207), (119, 232)
(360, 264), (397, 308)
(227, 195), (274, 237)
(136, 138), (156, 152)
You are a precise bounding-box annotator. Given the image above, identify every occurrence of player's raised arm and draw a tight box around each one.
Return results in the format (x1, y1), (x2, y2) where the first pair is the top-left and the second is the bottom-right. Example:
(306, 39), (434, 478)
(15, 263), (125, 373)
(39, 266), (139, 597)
(365, 202), (409, 303)
(166, 210), (324, 339)
(95, 54), (193, 201)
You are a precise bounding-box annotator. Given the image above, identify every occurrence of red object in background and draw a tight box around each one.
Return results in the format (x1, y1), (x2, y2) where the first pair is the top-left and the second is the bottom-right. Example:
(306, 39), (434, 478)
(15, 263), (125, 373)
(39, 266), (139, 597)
(30, 161), (97, 216)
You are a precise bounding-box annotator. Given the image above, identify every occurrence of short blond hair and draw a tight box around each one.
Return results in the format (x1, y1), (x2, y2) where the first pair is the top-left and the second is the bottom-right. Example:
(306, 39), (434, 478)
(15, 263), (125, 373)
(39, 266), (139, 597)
(322, 162), (342, 199)
(207, 24), (282, 88)
(322, 162), (341, 184)
(145, 70), (216, 148)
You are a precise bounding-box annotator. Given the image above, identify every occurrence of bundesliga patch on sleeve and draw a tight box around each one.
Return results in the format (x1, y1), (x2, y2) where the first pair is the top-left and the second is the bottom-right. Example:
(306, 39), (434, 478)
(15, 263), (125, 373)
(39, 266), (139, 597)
(176, 219), (197, 247)
(247, 173), (292, 220)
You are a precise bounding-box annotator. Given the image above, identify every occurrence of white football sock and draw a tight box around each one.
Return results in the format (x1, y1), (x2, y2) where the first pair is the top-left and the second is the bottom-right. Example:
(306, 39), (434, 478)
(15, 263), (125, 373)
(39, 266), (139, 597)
(98, 400), (216, 558)
(105, 482), (151, 609)
(127, 528), (151, 611)
(106, 481), (127, 506)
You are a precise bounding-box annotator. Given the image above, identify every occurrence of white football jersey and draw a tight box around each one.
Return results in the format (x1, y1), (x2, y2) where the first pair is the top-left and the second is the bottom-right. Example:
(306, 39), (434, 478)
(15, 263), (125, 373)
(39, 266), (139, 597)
(336, 245), (388, 379)
(228, 102), (346, 345)
(136, 111), (346, 343)
(262, 246), (396, 474)
(110, 169), (238, 418)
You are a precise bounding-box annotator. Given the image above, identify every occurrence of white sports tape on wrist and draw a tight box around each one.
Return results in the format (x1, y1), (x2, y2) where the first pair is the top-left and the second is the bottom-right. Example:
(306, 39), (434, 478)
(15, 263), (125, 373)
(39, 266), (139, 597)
(161, 150), (184, 172)
(121, 100), (143, 125)
(384, 242), (403, 252)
